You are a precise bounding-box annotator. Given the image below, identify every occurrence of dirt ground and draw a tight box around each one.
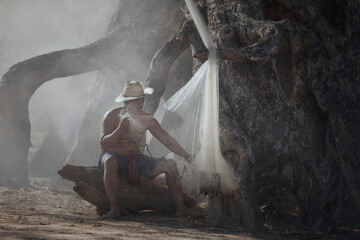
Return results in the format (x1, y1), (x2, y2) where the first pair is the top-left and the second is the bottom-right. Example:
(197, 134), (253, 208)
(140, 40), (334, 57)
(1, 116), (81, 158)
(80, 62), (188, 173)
(0, 178), (358, 240)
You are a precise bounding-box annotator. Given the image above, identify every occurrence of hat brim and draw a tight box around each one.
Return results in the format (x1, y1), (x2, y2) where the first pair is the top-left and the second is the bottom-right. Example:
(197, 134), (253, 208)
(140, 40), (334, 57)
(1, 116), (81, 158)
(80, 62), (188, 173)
(115, 87), (154, 103)
(115, 95), (145, 103)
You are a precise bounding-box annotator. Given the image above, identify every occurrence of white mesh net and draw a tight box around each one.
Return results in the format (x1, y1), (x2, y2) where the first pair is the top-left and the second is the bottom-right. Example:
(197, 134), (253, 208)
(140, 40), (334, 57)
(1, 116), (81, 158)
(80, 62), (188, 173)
(163, 0), (239, 196)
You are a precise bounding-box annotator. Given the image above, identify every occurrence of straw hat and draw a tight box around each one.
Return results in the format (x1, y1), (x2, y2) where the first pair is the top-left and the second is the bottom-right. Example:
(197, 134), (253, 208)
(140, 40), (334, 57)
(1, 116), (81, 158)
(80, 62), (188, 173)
(115, 81), (154, 103)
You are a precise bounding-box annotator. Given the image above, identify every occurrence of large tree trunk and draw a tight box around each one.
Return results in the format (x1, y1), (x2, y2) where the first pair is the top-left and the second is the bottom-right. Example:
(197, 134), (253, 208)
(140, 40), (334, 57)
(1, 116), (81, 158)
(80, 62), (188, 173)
(144, 0), (360, 230)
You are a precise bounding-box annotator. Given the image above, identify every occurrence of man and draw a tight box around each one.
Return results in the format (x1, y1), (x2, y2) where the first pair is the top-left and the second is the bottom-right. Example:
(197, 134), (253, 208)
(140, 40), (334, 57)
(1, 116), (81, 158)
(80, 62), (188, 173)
(99, 80), (195, 219)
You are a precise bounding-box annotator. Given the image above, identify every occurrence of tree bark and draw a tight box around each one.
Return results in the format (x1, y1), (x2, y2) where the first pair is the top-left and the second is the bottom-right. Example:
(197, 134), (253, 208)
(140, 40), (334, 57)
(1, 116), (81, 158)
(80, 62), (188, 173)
(272, 0), (360, 224)
(141, 0), (360, 230)
(144, 19), (195, 115)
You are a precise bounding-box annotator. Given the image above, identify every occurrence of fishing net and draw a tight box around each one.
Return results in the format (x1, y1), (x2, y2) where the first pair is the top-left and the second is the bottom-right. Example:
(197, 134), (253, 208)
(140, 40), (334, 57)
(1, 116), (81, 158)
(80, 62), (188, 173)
(163, 0), (239, 196)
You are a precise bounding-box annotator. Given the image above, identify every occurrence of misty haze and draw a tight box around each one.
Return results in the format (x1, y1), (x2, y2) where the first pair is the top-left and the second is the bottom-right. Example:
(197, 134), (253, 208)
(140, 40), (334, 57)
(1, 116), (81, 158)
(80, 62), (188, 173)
(1, 0), (117, 177)
(0, 0), (359, 239)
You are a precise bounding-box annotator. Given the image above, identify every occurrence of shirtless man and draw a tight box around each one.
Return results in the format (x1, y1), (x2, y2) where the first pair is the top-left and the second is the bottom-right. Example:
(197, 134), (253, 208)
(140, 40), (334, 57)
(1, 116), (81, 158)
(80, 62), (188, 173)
(98, 81), (193, 218)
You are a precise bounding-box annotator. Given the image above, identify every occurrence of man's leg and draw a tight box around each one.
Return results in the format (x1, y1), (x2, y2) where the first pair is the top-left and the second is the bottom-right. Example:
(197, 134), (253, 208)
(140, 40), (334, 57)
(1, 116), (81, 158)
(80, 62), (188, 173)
(150, 159), (188, 215)
(103, 156), (120, 217)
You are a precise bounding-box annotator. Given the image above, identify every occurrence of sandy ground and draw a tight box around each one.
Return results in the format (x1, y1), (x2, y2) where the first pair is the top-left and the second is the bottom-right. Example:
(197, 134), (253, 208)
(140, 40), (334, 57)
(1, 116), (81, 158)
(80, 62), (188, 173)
(0, 178), (358, 240)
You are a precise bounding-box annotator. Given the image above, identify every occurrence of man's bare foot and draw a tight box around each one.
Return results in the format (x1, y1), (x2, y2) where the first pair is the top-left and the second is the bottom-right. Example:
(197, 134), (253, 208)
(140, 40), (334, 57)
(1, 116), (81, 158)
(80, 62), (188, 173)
(101, 210), (120, 219)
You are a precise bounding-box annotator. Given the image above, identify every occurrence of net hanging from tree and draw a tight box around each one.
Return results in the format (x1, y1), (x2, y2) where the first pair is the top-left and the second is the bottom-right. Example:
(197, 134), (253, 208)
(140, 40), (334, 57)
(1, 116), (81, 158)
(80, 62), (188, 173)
(164, 0), (239, 196)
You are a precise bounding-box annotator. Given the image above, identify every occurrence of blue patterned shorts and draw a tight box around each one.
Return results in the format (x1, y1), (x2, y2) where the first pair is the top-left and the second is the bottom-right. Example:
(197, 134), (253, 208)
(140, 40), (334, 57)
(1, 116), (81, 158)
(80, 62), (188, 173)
(98, 152), (165, 179)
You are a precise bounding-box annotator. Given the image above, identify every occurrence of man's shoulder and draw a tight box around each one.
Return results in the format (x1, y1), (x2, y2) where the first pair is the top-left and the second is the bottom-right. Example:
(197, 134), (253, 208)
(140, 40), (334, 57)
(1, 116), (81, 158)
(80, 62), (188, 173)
(139, 111), (155, 120)
(143, 114), (159, 127)
(140, 111), (153, 118)
(104, 107), (122, 119)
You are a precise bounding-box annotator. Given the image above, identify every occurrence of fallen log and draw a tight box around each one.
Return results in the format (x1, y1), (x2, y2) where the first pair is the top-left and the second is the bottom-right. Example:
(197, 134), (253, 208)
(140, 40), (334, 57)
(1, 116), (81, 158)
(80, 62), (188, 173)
(58, 164), (197, 215)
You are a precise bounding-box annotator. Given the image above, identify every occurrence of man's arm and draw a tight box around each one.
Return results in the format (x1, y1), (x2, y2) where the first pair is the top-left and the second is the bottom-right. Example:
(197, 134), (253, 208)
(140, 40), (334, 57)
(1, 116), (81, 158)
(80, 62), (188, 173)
(99, 110), (129, 150)
(148, 118), (192, 162)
